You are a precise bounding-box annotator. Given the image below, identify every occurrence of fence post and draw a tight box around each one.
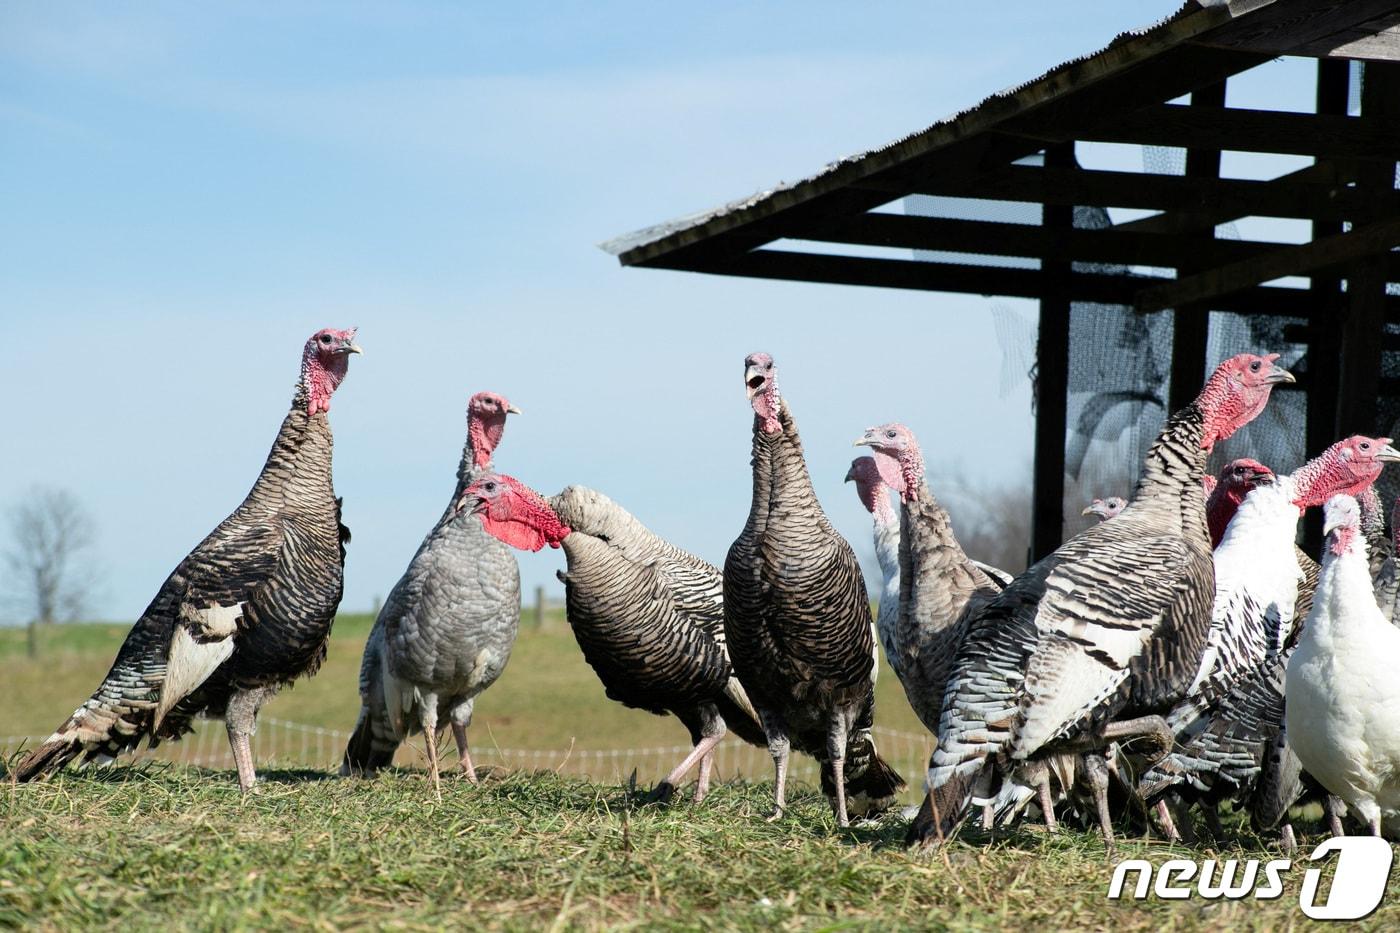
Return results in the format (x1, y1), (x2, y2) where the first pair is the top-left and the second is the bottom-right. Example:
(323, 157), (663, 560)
(534, 585), (546, 629)
(26, 619), (37, 659)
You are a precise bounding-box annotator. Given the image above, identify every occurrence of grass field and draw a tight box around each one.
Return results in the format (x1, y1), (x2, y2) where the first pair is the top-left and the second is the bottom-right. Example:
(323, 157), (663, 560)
(2, 620), (1397, 929)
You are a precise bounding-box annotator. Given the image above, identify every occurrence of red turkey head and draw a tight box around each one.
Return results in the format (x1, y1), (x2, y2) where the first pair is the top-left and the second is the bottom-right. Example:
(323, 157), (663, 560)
(1195, 352), (1293, 450)
(460, 474), (570, 552)
(1206, 458), (1275, 548)
(853, 423), (919, 501)
(1291, 435), (1400, 509)
(1081, 497), (1127, 522)
(300, 327), (363, 416)
(846, 456), (896, 523)
(467, 391), (521, 469)
(744, 352), (782, 435)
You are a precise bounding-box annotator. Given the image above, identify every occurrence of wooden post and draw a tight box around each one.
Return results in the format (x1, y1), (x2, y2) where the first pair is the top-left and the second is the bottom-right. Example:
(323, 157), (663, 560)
(1303, 59), (1352, 551)
(1167, 80), (1226, 416)
(27, 619), (37, 659)
(534, 585), (546, 629)
(1031, 143), (1074, 562)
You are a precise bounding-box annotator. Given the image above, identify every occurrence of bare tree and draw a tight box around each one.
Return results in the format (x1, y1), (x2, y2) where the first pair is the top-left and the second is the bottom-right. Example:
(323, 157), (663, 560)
(4, 486), (96, 627)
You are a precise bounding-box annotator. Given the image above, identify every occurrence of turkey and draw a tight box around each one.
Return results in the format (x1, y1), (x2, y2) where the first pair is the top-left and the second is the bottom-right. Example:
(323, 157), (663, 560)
(846, 456), (903, 677)
(725, 352), (904, 826)
(1287, 494), (1400, 837)
(1138, 437), (1398, 834)
(16, 328), (362, 789)
(1206, 458), (1274, 548)
(466, 475), (767, 802)
(341, 392), (522, 794)
(851, 424), (1007, 739)
(913, 352), (1293, 845)
(1082, 497), (1127, 522)
(1372, 493), (1400, 626)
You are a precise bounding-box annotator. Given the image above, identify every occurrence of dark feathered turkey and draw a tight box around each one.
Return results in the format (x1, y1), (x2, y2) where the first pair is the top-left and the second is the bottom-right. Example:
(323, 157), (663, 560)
(723, 353), (904, 826)
(547, 484), (766, 802)
(16, 328), (362, 790)
(341, 392), (521, 791)
(913, 353), (1293, 845)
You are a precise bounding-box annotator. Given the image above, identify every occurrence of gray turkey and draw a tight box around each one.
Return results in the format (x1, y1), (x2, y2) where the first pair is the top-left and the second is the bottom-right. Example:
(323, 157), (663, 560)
(341, 392), (521, 794)
(1137, 438), (1397, 838)
(16, 328), (362, 790)
(851, 423), (1007, 741)
(466, 475), (766, 802)
(913, 352), (1293, 845)
(725, 352), (904, 826)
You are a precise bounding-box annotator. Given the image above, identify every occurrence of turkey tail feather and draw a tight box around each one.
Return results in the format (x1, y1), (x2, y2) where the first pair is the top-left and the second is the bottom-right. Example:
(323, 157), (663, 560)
(907, 764), (979, 846)
(340, 707), (396, 777)
(13, 732), (85, 782)
(819, 731), (905, 818)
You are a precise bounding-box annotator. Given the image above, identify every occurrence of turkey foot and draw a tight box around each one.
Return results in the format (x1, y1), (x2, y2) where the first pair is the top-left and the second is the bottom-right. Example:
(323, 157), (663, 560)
(452, 722), (478, 784)
(1083, 753), (1115, 850)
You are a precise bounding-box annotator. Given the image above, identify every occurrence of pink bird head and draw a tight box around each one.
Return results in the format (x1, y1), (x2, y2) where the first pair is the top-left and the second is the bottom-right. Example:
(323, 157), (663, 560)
(853, 422), (920, 502)
(744, 352), (782, 435)
(300, 327), (362, 416)
(466, 391), (521, 469)
(1322, 494), (1363, 559)
(1195, 353), (1293, 450)
(1205, 458), (1275, 548)
(845, 456), (897, 523)
(1081, 497), (1127, 522)
(459, 473), (570, 552)
(1291, 435), (1400, 509)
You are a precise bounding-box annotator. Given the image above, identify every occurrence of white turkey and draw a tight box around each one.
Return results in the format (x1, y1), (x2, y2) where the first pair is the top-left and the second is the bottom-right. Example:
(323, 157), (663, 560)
(912, 352), (1293, 845)
(1287, 494), (1400, 837)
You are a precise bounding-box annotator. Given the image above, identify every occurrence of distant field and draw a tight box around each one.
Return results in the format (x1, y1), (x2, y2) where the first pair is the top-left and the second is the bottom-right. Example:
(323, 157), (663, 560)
(0, 615), (936, 795)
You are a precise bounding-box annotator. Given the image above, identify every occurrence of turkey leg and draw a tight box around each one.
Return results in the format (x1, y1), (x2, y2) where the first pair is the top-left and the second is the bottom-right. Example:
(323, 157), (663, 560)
(225, 686), (274, 793)
(648, 730), (726, 805)
(827, 704), (856, 828)
(450, 697), (478, 784)
(1083, 753), (1115, 846)
(419, 697), (441, 802)
(758, 708), (791, 822)
(1324, 795), (1346, 837)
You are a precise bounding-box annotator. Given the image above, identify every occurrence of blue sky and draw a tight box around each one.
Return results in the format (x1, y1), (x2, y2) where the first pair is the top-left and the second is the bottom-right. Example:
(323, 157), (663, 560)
(0, 2), (1314, 620)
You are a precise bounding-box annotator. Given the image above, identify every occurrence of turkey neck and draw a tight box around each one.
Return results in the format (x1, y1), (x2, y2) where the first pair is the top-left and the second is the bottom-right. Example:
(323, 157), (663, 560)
(1131, 403), (1210, 541)
(253, 386), (337, 512)
(745, 402), (821, 536)
(896, 478), (987, 695)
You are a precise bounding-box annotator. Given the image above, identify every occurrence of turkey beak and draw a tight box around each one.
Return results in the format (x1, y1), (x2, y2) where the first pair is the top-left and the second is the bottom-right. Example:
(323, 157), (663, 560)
(744, 365), (767, 400)
(852, 433), (876, 448)
(1323, 511), (1350, 538)
(844, 465), (857, 483)
(1375, 439), (1400, 463)
(507, 404), (522, 415)
(338, 337), (363, 355)
(1081, 504), (1100, 517)
(1263, 364), (1294, 385)
(1251, 469), (1276, 486)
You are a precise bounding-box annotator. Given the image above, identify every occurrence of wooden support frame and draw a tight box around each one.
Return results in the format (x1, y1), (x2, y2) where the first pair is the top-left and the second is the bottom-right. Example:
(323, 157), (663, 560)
(1032, 143), (1074, 561)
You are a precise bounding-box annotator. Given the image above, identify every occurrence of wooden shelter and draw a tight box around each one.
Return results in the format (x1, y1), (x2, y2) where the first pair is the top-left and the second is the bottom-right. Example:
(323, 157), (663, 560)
(604, 0), (1400, 558)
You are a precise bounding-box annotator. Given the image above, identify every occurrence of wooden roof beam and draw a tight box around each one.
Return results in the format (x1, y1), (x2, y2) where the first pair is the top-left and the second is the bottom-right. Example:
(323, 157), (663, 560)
(860, 161), (1393, 224)
(653, 247), (1338, 317)
(1134, 216), (1400, 312)
(1012, 102), (1400, 160)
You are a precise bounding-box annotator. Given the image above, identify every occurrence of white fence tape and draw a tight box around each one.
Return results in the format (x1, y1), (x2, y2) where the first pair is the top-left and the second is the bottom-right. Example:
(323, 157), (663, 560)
(3, 719), (934, 788)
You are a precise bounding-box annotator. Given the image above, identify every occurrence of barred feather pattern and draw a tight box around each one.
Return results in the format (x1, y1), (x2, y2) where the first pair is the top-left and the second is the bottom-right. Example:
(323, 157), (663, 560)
(342, 430), (519, 774)
(18, 385), (347, 780)
(724, 402), (904, 812)
(546, 485), (765, 748)
(928, 404), (1215, 825)
(892, 477), (1005, 735)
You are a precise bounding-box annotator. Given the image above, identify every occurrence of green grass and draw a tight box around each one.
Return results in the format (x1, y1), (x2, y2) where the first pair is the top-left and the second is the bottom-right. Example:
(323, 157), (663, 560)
(3, 768), (1391, 931)
(3, 622), (1398, 930)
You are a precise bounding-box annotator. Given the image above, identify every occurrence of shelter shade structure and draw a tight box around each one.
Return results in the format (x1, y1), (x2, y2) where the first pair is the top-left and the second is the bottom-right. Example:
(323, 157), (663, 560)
(604, 0), (1400, 560)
